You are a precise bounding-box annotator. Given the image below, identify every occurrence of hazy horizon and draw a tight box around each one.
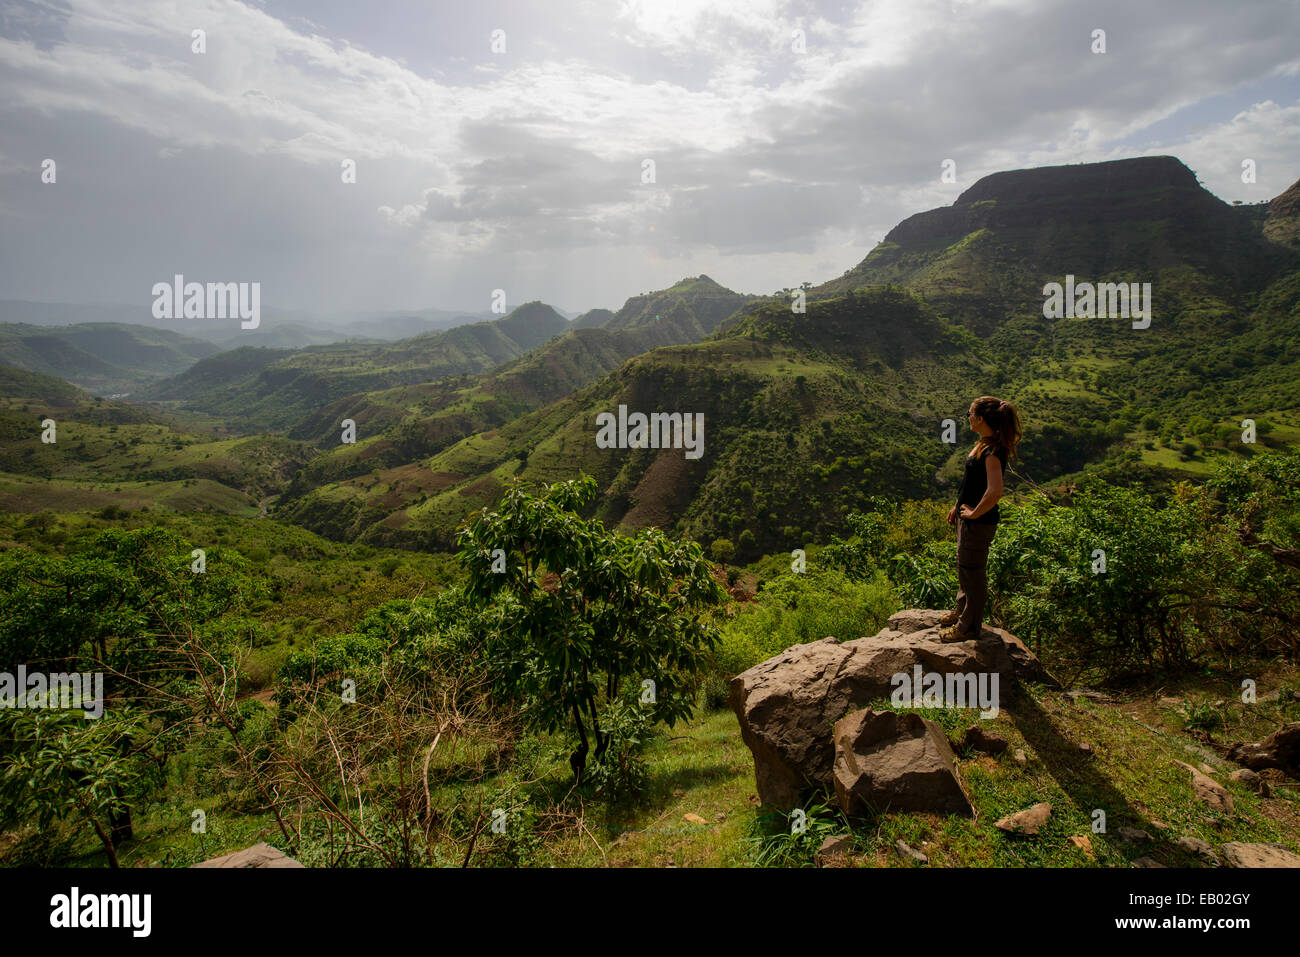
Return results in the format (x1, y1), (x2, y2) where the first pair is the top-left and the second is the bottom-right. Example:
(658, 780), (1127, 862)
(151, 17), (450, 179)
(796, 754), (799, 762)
(2, 0), (1299, 317)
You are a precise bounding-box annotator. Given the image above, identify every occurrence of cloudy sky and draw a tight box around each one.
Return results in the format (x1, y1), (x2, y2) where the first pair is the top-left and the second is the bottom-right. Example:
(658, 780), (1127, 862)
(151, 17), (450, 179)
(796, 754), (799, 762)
(1, 0), (1298, 320)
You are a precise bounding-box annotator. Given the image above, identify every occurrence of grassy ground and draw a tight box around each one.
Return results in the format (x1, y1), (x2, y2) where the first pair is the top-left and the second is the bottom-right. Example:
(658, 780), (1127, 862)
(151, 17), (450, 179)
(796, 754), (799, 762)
(562, 671), (1300, 868)
(11, 665), (1297, 868)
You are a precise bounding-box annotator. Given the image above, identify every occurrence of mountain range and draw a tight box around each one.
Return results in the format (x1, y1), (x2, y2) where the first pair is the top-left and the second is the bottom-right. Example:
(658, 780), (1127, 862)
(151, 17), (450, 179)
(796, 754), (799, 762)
(3, 155), (1298, 561)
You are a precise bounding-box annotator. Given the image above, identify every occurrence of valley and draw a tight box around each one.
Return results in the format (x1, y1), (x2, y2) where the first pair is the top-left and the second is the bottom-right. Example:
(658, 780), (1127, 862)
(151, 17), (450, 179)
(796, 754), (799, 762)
(4, 155), (1299, 872)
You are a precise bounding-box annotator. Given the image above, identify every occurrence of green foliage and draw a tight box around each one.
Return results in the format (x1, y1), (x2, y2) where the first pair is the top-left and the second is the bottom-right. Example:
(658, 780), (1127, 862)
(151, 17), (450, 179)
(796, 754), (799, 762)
(1184, 699), (1226, 732)
(582, 692), (658, 804)
(0, 707), (146, 866)
(822, 507), (888, 581)
(0, 526), (270, 862)
(886, 541), (957, 608)
(988, 452), (1300, 681)
(275, 589), (491, 711)
(747, 800), (841, 867)
(823, 499), (956, 607)
(0, 525), (261, 679)
(704, 568), (896, 707)
(457, 474), (726, 778)
(709, 537), (735, 562)
(988, 485), (1198, 679)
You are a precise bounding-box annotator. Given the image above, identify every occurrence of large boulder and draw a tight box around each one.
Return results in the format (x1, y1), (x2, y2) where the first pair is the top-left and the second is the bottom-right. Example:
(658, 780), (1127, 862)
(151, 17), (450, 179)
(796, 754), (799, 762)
(832, 709), (974, 816)
(193, 842), (304, 868)
(730, 609), (1056, 809)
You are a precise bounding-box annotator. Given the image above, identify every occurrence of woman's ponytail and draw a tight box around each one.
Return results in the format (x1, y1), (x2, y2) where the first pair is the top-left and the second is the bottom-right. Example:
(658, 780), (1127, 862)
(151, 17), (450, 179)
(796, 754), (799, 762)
(972, 395), (1022, 461)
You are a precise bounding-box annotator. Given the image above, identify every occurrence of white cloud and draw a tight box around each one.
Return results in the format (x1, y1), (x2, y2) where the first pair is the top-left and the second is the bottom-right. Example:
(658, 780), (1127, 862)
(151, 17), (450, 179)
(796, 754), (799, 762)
(0, 0), (1296, 313)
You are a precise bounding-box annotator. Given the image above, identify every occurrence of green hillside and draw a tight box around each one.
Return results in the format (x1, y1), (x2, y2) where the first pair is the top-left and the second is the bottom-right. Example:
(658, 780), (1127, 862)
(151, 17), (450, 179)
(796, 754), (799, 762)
(139, 301), (573, 431)
(273, 158), (1300, 558)
(0, 373), (314, 513)
(7, 158), (1299, 562)
(268, 278), (758, 504)
(0, 361), (88, 405)
(0, 322), (220, 395)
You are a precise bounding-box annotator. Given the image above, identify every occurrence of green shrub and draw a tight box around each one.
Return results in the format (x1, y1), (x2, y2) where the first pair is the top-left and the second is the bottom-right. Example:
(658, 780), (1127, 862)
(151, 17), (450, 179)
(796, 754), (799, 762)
(703, 568), (896, 706)
(747, 799), (842, 867)
(584, 694), (658, 804)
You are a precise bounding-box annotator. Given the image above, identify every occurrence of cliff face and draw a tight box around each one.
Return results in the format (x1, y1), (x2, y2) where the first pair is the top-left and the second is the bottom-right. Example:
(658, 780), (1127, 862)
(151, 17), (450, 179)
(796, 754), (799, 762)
(956, 155), (1199, 204)
(884, 156), (1218, 244)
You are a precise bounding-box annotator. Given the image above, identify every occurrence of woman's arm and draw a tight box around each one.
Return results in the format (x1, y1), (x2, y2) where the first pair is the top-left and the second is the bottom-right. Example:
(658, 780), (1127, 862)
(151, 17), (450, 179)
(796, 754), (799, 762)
(960, 453), (1004, 520)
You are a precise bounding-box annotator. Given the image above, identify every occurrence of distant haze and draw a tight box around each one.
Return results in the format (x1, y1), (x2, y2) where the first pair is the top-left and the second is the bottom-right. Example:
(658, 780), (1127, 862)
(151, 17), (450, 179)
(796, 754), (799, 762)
(1, 0), (1298, 317)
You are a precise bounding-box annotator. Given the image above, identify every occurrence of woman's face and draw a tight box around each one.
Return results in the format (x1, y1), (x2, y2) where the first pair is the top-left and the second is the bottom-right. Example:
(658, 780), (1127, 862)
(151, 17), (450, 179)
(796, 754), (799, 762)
(968, 404), (981, 433)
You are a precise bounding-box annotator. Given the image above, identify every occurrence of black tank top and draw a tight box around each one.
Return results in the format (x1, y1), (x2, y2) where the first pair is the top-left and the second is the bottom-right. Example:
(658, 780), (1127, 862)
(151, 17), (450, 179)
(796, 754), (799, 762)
(957, 444), (1007, 524)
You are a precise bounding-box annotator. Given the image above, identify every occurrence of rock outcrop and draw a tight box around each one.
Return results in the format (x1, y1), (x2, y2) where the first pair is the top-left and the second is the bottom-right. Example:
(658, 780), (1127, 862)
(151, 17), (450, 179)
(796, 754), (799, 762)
(730, 609), (1056, 809)
(1218, 842), (1300, 868)
(193, 842), (304, 868)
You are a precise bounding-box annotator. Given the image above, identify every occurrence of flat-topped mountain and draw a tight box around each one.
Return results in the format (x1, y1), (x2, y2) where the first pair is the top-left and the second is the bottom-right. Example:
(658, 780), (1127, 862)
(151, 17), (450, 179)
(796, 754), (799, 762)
(809, 155), (1294, 318)
(887, 156), (1213, 244)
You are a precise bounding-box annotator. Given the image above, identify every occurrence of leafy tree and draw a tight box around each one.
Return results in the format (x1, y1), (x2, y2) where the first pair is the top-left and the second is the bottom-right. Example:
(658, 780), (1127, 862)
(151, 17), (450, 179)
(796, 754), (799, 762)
(988, 485), (1199, 680)
(0, 707), (145, 868)
(456, 475), (726, 779)
(0, 527), (266, 856)
(710, 538), (735, 562)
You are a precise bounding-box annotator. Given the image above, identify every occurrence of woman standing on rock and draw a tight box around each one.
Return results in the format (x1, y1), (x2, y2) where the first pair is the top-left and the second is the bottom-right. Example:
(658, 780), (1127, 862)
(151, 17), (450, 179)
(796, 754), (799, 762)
(940, 396), (1022, 643)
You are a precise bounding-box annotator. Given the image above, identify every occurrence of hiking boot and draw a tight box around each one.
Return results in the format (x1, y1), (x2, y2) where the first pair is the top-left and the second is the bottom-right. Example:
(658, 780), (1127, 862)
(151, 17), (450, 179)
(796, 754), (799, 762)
(938, 625), (975, 643)
(939, 609), (959, 627)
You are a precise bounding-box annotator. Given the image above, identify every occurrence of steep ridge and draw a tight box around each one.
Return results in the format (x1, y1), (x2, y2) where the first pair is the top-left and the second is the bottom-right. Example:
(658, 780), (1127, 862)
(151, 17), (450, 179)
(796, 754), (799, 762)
(1264, 176), (1300, 247)
(276, 288), (982, 550)
(139, 301), (571, 431)
(273, 157), (1300, 559)
(274, 278), (759, 501)
(0, 361), (89, 406)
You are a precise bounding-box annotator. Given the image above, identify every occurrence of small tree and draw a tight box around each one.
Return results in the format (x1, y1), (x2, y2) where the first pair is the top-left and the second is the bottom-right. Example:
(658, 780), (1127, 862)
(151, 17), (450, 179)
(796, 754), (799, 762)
(456, 475), (726, 779)
(0, 707), (144, 868)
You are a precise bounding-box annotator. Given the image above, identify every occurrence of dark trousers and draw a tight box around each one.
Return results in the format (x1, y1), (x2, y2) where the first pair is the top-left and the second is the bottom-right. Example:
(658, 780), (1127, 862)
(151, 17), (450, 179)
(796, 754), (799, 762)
(955, 518), (997, 635)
